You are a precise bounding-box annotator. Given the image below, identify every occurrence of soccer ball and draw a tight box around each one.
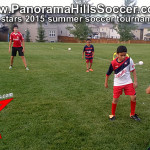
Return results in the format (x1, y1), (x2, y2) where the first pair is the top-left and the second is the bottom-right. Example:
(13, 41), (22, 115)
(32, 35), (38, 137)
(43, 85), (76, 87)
(139, 61), (143, 65)
(68, 48), (71, 51)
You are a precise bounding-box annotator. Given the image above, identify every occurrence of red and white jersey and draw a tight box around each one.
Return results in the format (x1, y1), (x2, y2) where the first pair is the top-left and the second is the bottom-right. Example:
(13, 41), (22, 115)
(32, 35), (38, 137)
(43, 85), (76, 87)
(10, 32), (24, 47)
(106, 57), (135, 86)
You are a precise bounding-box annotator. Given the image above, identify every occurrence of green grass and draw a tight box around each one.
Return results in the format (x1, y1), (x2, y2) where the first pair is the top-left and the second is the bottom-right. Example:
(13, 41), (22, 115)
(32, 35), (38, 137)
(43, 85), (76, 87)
(0, 42), (150, 150)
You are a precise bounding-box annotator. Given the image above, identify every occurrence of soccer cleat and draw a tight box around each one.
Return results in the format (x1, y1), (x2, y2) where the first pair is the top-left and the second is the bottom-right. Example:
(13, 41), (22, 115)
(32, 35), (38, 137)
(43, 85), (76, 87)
(89, 68), (93, 72)
(109, 115), (115, 121)
(25, 67), (29, 71)
(130, 114), (141, 121)
(86, 69), (89, 72)
(9, 66), (12, 69)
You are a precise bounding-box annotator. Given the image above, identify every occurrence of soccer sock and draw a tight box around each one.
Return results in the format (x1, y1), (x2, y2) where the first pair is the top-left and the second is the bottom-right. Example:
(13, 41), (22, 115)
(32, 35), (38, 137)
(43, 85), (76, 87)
(131, 101), (136, 116)
(111, 103), (117, 116)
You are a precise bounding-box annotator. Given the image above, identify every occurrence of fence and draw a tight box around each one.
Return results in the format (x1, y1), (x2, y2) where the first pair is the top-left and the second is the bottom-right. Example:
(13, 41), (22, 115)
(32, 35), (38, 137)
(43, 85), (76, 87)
(58, 36), (150, 44)
(0, 32), (8, 42)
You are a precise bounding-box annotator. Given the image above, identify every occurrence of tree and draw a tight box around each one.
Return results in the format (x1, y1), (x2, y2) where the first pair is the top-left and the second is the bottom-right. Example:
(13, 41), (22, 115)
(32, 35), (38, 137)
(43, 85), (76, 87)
(115, 0), (137, 41)
(8, 23), (14, 34)
(117, 24), (136, 41)
(67, 18), (92, 41)
(67, 0), (92, 40)
(36, 23), (47, 42)
(73, 0), (92, 5)
(124, 0), (137, 6)
(25, 28), (31, 42)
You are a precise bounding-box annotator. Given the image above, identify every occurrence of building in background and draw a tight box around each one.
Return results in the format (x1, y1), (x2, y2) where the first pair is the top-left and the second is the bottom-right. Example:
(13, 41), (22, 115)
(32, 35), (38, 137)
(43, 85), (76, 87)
(131, 24), (150, 40)
(2, 12), (150, 42)
(0, 20), (9, 41)
(4, 12), (59, 42)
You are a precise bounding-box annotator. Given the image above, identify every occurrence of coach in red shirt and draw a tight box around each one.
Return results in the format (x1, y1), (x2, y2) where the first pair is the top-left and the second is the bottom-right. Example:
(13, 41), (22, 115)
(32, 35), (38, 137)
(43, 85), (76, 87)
(9, 24), (29, 70)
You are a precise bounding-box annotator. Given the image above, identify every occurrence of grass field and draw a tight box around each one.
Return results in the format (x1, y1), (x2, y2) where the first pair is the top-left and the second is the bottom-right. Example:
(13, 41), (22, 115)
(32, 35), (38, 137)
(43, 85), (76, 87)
(0, 42), (150, 150)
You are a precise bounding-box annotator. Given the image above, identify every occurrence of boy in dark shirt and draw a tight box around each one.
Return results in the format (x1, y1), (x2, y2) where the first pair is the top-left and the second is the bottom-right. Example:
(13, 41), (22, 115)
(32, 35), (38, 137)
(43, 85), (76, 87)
(82, 39), (94, 72)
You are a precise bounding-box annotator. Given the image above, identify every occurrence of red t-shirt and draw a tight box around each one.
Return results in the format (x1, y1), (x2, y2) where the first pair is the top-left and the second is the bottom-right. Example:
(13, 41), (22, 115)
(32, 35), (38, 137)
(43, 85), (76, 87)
(10, 32), (24, 47)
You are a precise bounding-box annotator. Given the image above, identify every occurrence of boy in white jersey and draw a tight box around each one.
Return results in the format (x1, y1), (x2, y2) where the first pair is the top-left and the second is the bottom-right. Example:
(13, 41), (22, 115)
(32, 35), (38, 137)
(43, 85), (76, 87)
(105, 46), (140, 121)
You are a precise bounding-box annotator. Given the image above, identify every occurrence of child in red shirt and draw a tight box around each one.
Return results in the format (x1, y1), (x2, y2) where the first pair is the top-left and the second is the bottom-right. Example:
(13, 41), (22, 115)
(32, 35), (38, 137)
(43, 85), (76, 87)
(9, 24), (29, 70)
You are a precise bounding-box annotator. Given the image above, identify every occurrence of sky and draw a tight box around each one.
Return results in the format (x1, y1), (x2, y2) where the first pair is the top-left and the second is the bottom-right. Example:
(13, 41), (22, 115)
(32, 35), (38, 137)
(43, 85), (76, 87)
(0, 0), (150, 7)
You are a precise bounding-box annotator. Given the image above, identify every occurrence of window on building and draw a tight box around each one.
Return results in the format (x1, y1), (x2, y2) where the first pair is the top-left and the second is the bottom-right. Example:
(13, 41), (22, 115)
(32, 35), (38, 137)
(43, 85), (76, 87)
(61, 30), (62, 34)
(49, 31), (55, 37)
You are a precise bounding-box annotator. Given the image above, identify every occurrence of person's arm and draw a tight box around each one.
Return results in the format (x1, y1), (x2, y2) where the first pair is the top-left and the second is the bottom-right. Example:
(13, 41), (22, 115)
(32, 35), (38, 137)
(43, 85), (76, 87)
(82, 47), (85, 59)
(105, 63), (113, 88)
(92, 51), (94, 58)
(132, 69), (138, 89)
(22, 40), (25, 53)
(146, 86), (150, 94)
(130, 58), (137, 89)
(105, 75), (109, 88)
(9, 40), (12, 53)
(92, 46), (94, 57)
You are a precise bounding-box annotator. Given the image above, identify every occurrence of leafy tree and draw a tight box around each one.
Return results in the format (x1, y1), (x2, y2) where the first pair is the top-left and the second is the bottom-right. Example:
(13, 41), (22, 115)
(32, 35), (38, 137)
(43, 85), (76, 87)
(115, 0), (137, 41)
(67, 18), (92, 41)
(36, 23), (47, 42)
(67, 0), (92, 40)
(8, 23), (14, 34)
(73, 0), (92, 5)
(117, 24), (136, 41)
(25, 28), (31, 42)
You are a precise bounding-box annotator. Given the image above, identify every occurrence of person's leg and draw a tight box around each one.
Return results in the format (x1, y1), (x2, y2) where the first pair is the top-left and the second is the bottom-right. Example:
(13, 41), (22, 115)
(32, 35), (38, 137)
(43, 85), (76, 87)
(90, 62), (92, 69)
(21, 56), (27, 68)
(124, 84), (140, 120)
(86, 62), (89, 70)
(130, 95), (136, 116)
(130, 95), (140, 120)
(89, 63), (93, 70)
(89, 59), (93, 71)
(10, 56), (14, 66)
(10, 47), (16, 67)
(109, 98), (119, 120)
(146, 86), (150, 94)
(89, 59), (93, 69)
(110, 86), (122, 117)
(86, 63), (89, 72)
(124, 83), (137, 116)
(18, 47), (28, 68)
(86, 59), (89, 72)
(111, 98), (119, 116)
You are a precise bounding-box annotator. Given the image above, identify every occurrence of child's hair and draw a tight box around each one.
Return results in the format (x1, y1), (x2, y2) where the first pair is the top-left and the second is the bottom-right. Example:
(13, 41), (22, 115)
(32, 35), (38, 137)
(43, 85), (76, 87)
(13, 24), (18, 29)
(117, 46), (127, 53)
(86, 39), (91, 42)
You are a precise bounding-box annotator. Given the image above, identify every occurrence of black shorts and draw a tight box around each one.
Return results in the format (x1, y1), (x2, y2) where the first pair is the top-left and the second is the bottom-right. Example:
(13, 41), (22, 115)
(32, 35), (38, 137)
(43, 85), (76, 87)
(12, 47), (24, 56)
